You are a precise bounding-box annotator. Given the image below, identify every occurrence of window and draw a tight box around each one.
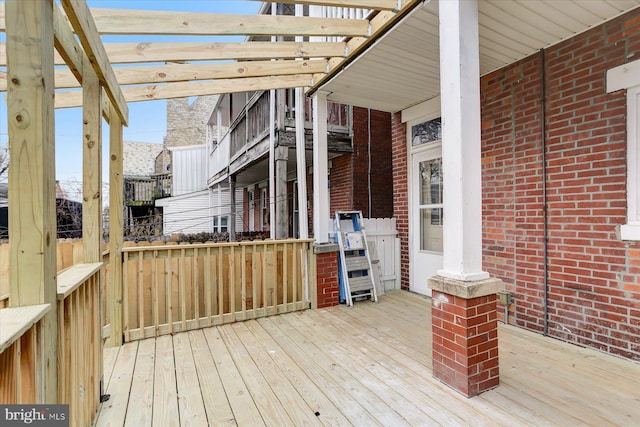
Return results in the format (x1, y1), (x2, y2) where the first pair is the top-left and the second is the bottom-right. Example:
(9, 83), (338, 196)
(412, 117), (442, 146)
(607, 59), (640, 240)
(213, 216), (228, 233)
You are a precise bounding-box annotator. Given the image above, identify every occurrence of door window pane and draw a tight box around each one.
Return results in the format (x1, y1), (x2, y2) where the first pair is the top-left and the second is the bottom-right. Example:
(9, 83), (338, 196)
(418, 158), (443, 253)
(419, 159), (442, 206)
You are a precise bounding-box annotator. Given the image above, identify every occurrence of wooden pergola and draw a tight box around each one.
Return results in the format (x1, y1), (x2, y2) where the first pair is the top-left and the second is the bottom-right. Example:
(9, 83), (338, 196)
(1, 0), (422, 407)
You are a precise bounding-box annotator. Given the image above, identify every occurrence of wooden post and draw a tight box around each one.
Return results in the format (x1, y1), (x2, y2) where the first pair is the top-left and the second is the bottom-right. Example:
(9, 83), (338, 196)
(275, 146), (288, 239)
(82, 64), (102, 262)
(6, 0), (58, 403)
(109, 106), (124, 346)
(295, 4), (309, 240)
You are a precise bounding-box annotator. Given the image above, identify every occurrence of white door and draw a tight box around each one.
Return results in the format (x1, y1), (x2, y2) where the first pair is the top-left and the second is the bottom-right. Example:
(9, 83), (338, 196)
(410, 144), (443, 295)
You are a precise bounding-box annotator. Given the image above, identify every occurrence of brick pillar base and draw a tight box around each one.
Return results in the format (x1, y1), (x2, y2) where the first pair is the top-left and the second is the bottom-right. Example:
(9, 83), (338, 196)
(314, 243), (340, 308)
(428, 276), (504, 398)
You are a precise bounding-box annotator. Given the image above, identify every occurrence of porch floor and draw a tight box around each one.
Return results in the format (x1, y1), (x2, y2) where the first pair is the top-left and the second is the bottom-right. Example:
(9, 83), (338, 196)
(96, 290), (640, 426)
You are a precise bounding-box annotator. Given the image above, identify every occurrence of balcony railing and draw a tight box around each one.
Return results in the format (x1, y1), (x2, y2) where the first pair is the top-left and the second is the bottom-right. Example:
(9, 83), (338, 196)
(124, 173), (172, 206)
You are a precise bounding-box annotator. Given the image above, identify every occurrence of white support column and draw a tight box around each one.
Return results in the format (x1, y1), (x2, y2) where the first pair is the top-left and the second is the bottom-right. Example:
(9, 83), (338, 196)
(313, 91), (330, 243)
(437, 0), (488, 281)
(295, 3), (309, 239)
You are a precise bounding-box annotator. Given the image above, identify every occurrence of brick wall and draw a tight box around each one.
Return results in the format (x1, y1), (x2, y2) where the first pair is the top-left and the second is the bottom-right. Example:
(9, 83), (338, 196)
(329, 154), (353, 215)
(431, 291), (499, 397)
(316, 251), (340, 308)
(390, 8), (640, 360)
(164, 96), (218, 148)
(481, 9), (640, 359)
(307, 106), (394, 239)
(391, 112), (410, 290)
(352, 107), (394, 218)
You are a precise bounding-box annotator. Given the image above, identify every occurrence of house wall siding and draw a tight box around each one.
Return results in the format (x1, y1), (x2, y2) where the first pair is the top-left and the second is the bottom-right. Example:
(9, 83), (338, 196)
(392, 9), (640, 360)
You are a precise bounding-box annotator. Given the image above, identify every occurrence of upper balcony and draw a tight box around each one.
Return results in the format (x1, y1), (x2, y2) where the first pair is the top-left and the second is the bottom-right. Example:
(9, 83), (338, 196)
(124, 173), (172, 207)
(208, 90), (354, 183)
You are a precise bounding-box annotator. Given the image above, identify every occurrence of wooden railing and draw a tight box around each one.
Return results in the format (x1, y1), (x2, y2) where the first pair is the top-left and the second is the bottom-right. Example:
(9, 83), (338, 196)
(121, 239), (316, 341)
(57, 263), (103, 427)
(0, 304), (51, 403)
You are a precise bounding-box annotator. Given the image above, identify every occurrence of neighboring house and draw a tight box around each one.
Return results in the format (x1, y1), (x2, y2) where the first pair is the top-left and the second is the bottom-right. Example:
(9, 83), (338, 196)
(203, 3), (393, 241)
(122, 141), (167, 237)
(55, 181), (82, 239)
(154, 97), (221, 236)
(1, 181), (83, 240)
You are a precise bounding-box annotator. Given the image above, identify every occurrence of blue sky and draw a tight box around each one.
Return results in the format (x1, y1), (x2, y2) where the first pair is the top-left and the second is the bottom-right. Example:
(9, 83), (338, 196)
(0, 1), (261, 196)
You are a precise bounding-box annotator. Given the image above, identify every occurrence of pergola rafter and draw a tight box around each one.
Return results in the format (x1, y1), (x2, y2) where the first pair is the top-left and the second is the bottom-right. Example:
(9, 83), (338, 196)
(0, 1), (424, 108)
(89, 8), (370, 37)
(0, 41), (346, 65)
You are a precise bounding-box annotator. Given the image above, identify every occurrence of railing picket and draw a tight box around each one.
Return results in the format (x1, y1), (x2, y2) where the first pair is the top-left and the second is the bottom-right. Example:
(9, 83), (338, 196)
(283, 242), (288, 312)
(166, 249), (173, 335)
(252, 243), (259, 318)
(204, 247), (211, 326)
(262, 244), (268, 315)
(179, 247), (187, 332)
(229, 245), (236, 323)
(137, 250), (145, 337)
(292, 241), (298, 309)
(194, 247), (200, 328)
(122, 252), (130, 342)
(241, 245), (247, 320)
(152, 250), (159, 336)
(272, 244), (278, 315)
(217, 246), (224, 318)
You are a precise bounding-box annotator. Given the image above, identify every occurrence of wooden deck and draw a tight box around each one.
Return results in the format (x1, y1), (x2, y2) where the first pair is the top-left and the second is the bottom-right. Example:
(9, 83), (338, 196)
(97, 290), (640, 426)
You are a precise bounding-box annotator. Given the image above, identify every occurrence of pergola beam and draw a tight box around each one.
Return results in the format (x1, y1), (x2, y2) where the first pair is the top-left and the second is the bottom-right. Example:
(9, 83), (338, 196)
(55, 74), (315, 108)
(59, 0), (129, 126)
(273, 0), (398, 11)
(0, 59), (328, 90)
(53, 5), (83, 85)
(0, 41), (346, 66)
(89, 8), (369, 37)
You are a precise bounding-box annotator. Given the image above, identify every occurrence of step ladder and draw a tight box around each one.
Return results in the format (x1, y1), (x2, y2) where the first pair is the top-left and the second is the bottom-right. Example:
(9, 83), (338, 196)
(334, 211), (378, 306)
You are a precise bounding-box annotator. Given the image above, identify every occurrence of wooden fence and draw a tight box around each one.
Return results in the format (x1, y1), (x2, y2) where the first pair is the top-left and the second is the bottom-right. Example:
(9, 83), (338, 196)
(121, 239), (316, 341)
(0, 263), (103, 427)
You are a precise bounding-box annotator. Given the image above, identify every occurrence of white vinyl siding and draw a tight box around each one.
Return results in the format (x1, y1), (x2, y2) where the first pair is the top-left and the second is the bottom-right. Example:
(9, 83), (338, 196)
(156, 190), (209, 235)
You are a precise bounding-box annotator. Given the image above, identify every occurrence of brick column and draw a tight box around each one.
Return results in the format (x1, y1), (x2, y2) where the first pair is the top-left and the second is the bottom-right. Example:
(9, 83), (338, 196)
(314, 243), (340, 308)
(429, 276), (503, 397)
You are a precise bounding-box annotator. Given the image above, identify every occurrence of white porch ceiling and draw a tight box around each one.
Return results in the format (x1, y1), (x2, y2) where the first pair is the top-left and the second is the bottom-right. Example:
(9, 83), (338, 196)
(320, 0), (640, 113)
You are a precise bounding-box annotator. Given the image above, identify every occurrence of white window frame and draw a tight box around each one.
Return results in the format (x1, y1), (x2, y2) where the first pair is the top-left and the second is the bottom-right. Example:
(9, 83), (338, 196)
(607, 59), (640, 240)
(621, 85), (640, 240)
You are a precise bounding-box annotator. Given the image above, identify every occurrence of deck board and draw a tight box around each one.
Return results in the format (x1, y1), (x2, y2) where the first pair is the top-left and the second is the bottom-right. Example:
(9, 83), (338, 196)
(123, 339), (154, 427)
(98, 290), (640, 426)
